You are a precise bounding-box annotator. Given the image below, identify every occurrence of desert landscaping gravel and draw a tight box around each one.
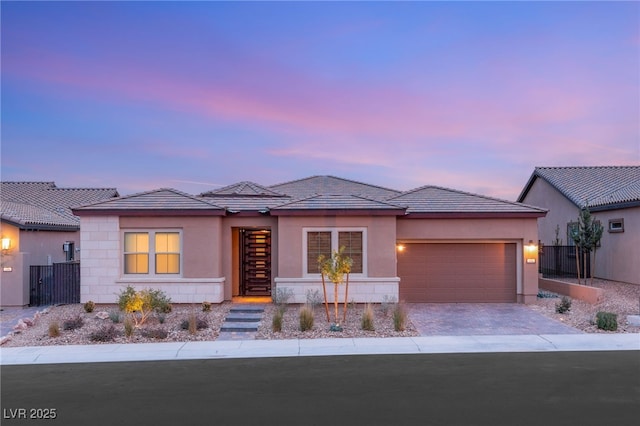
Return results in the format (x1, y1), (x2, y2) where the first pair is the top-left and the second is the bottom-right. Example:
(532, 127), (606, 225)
(1, 279), (638, 347)
(529, 278), (640, 333)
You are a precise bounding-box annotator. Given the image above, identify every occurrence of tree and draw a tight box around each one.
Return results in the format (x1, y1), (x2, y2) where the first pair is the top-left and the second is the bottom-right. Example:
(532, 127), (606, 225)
(569, 204), (603, 285)
(318, 246), (353, 329)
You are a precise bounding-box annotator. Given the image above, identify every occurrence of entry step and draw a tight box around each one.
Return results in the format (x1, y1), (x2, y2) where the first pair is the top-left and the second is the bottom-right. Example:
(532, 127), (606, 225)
(225, 312), (263, 322)
(220, 322), (260, 332)
(229, 305), (265, 314)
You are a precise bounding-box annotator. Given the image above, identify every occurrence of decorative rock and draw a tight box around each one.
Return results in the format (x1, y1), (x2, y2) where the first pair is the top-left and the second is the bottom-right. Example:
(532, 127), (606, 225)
(627, 315), (640, 327)
(13, 320), (27, 331)
(0, 336), (11, 345)
(95, 311), (110, 320)
(23, 318), (35, 327)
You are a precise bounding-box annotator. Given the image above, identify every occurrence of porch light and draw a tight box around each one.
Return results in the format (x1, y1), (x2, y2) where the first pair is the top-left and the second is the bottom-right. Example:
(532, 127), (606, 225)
(396, 244), (405, 252)
(1, 237), (11, 251)
(525, 240), (537, 264)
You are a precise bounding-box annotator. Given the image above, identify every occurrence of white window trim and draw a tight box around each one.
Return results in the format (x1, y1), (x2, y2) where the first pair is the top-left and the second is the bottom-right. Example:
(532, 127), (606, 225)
(302, 227), (367, 278)
(122, 229), (183, 278)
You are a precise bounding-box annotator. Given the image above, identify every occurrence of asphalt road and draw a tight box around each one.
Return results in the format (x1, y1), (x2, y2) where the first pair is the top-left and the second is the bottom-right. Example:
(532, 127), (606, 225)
(2, 351), (639, 426)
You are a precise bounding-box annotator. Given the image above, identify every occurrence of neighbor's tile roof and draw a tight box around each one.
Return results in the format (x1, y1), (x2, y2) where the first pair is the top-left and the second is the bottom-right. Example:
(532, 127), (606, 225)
(270, 175), (401, 201)
(518, 166), (640, 209)
(73, 188), (225, 214)
(389, 186), (547, 216)
(1, 182), (118, 229)
(271, 194), (406, 214)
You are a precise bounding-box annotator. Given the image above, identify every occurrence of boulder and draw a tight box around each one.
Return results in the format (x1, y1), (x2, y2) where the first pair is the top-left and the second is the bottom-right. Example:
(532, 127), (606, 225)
(95, 311), (110, 320)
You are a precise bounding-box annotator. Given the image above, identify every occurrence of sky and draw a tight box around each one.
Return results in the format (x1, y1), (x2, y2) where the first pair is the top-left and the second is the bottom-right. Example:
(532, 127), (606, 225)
(1, 1), (639, 200)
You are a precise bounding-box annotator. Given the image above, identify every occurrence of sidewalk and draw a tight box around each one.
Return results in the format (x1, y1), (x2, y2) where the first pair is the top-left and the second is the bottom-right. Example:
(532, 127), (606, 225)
(2, 333), (638, 365)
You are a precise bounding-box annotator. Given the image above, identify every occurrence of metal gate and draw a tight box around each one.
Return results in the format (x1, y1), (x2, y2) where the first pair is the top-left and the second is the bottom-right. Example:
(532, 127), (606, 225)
(29, 262), (80, 306)
(240, 229), (272, 296)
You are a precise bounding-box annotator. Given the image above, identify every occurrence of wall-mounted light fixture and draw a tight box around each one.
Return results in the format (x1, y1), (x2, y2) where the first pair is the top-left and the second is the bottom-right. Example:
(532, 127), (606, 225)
(396, 244), (405, 253)
(1, 237), (11, 251)
(525, 240), (538, 264)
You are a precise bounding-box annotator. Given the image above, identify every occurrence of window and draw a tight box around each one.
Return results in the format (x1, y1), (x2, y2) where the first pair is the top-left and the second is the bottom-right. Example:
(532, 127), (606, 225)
(123, 231), (181, 276)
(608, 218), (624, 233)
(304, 228), (365, 275)
(307, 231), (331, 274)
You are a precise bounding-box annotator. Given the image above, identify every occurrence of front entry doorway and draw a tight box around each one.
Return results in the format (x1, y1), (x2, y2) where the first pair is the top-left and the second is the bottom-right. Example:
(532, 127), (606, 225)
(239, 229), (272, 296)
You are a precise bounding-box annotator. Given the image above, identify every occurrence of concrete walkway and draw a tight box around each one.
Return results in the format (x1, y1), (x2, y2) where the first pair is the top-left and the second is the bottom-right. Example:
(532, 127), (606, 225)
(1, 334), (638, 365)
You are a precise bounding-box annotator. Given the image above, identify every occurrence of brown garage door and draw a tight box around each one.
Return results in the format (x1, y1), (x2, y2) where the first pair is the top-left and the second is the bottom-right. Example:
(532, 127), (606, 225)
(398, 243), (516, 303)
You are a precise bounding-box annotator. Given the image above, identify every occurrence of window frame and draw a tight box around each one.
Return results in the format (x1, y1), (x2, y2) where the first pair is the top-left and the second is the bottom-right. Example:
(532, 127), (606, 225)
(608, 218), (624, 233)
(303, 227), (367, 277)
(122, 230), (182, 277)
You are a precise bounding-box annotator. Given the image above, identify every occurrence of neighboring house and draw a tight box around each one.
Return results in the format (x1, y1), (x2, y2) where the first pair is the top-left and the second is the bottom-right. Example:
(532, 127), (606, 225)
(518, 166), (640, 285)
(1, 182), (119, 306)
(72, 176), (546, 305)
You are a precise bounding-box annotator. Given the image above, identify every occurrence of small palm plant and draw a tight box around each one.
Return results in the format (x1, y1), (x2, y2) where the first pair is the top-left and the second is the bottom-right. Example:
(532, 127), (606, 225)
(318, 246), (353, 330)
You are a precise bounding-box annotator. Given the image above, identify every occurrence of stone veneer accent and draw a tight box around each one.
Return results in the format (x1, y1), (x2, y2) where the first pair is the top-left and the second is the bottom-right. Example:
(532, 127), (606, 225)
(273, 277), (400, 304)
(80, 216), (224, 304)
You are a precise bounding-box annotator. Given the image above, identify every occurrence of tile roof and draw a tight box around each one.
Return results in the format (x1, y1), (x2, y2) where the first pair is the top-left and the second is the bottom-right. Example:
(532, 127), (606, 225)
(73, 188), (225, 214)
(198, 196), (290, 213)
(389, 185), (547, 216)
(271, 194), (406, 215)
(518, 166), (640, 209)
(200, 181), (286, 197)
(270, 175), (401, 201)
(1, 182), (118, 229)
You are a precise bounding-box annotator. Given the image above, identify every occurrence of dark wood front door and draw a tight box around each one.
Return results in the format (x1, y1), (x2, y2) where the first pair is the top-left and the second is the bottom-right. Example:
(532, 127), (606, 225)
(240, 229), (272, 296)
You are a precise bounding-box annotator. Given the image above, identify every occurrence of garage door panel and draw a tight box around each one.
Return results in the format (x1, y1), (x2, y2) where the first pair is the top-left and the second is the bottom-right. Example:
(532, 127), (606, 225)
(398, 243), (516, 303)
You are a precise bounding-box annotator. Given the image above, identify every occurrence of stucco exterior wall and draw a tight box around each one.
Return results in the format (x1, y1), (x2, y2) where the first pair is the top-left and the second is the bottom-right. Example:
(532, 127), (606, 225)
(522, 179), (640, 285)
(396, 217), (540, 303)
(0, 223), (79, 306)
(587, 207), (639, 285)
(81, 216), (225, 304)
(1, 223), (26, 306)
(274, 215), (399, 303)
(521, 178), (579, 244)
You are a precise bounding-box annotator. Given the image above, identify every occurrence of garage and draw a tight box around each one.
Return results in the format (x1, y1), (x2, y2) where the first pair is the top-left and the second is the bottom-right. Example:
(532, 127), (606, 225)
(398, 243), (517, 303)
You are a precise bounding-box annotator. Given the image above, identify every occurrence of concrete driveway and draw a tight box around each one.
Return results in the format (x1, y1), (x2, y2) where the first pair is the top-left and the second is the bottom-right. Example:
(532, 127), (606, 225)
(407, 303), (582, 335)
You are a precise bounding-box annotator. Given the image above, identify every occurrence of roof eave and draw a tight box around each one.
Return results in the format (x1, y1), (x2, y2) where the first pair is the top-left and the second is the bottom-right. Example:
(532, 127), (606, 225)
(401, 211), (547, 219)
(589, 201), (640, 212)
(72, 209), (227, 217)
(270, 208), (407, 217)
(1, 218), (79, 231)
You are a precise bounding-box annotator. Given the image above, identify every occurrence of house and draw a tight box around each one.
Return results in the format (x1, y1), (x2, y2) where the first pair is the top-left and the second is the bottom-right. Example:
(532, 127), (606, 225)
(518, 166), (640, 285)
(72, 176), (546, 305)
(0, 182), (119, 306)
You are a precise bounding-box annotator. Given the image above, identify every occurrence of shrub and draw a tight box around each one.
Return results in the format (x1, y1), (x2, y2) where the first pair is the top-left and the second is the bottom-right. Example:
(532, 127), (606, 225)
(361, 303), (375, 331)
(305, 289), (323, 308)
(109, 310), (121, 323)
(381, 295), (397, 317)
(84, 301), (96, 313)
(596, 311), (618, 331)
(140, 328), (168, 339)
(90, 325), (118, 342)
(272, 309), (283, 332)
(537, 290), (559, 299)
(393, 303), (408, 332)
(555, 296), (572, 314)
(202, 301), (212, 312)
(299, 304), (315, 332)
(157, 312), (166, 324)
(48, 321), (60, 338)
(180, 314), (207, 332)
(117, 286), (173, 326)
(273, 287), (294, 313)
(62, 315), (84, 331)
(123, 317), (135, 338)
